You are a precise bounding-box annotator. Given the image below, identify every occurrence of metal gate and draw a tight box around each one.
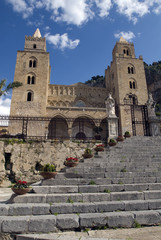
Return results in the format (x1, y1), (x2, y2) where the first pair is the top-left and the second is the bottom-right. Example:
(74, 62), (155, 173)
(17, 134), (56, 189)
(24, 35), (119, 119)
(131, 105), (150, 136)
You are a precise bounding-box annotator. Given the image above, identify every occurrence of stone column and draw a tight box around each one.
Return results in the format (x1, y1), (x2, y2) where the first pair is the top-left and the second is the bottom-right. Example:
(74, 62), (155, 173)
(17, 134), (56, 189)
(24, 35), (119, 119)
(105, 93), (118, 140)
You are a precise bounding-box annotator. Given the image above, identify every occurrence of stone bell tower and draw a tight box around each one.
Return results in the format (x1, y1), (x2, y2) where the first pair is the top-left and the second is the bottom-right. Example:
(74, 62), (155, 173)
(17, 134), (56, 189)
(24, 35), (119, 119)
(105, 37), (148, 135)
(10, 28), (50, 117)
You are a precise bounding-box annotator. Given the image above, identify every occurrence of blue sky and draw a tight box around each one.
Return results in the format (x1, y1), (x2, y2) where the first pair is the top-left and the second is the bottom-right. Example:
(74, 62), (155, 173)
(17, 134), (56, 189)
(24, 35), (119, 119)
(0, 0), (161, 115)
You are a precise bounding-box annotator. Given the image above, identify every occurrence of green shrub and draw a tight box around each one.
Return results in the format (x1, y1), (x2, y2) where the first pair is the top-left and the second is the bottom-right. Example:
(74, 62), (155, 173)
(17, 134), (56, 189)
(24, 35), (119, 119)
(41, 163), (56, 172)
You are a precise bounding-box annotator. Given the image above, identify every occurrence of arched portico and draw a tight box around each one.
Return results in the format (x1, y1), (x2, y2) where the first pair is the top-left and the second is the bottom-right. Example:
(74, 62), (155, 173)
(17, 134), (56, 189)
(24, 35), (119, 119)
(72, 116), (95, 139)
(48, 115), (69, 139)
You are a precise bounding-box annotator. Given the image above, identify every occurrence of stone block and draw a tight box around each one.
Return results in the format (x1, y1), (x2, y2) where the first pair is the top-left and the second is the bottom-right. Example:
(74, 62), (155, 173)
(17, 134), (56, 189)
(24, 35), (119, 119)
(79, 213), (107, 228)
(72, 202), (96, 213)
(2, 216), (29, 233)
(133, 210), (161, 225)
(110, 192), (144, 201)
(0, 205), (8, 216)
(82, 193), (110, 202)
(29, 215), (56, 232)
(51, 203), (73, 214)
(105, 212), (134, 228)
(144, 191), (161, 200)
(125, 184), (148, 192)
(95, 201), (125, 212)
(99, 184), (125, 192)
(8, 204), (32, 216)
(46, 194), (83, 203)
(50, 186), (78, 193)
(148, 200), (161, 210)
(148, 183), (161, 190)
(32, 204), (50, 215)
(32, 186), (50, 194)
(124, 200), (148, 211)
(56, 214), (79, 229)
(12, 194), (46, 203)
(79, 185), (99, 193)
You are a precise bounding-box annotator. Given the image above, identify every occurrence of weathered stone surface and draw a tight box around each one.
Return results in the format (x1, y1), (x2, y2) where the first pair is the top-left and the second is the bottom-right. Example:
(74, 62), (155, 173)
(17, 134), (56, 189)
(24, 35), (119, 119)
(79, 213), (107, 228)
(29, 215), (56, 232)
(2, 216), (29, 233)
(148, 200), (161, 210)
(51, 203), (73, 214)
(82, 193), (110, 202)
(73, 202), (96, 213)
(133, 210), (161, 225)
(110, 192), (144, 201)
(56, 214), (79, 229)
(124, 200), (149, 211)
(32, 204), (50, 215)
(144, 191), (161, 200)
(0, 205), (8, 216)
(95, 201), (124, 212)
(8, 204), (32, 216)
(12, 194), (46, 204)
(105, 212), (134, 228)
(46, 193), (83, 203)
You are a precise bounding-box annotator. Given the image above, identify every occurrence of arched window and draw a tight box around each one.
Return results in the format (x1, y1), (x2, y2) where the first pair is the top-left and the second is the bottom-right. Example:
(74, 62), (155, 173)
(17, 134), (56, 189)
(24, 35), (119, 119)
(33, 44), (36, 49)
(29, 60), (32, 68)
(27, 74), (36, 85)
(123, 48), (130, 56)
(124, 94), (138, 105)
(29, 58), (37, 68)
(31, 76), (34, 84)
(128, 67), (131, 74)
(127, 49), (129, 55)
(27, 91), (33, 101)
(129, 79), (136, 89)
(33, 60), (37, 68)
(27, 76), (31, 84)
(131, 67), (134, 74)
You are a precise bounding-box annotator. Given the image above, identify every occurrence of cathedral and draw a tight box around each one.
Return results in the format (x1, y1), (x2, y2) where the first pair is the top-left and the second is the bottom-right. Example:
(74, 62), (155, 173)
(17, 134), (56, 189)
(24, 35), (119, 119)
(9, 29), (149, 139)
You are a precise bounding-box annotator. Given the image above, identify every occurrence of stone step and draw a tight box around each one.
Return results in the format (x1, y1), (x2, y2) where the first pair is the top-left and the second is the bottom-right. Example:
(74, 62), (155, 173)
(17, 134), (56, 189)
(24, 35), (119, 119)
(41, 176), (161, 185)
(32, 183), (161, 194)
(11, 190), (161, 204)
(2, 199), (161, 216)
(17, 234), (122, 240)
(1, 210), (161, 233)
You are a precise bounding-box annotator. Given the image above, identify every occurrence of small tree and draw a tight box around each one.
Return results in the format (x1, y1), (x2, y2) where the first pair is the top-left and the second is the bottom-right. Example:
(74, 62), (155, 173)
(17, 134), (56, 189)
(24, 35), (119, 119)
(0, 79), (22, 97)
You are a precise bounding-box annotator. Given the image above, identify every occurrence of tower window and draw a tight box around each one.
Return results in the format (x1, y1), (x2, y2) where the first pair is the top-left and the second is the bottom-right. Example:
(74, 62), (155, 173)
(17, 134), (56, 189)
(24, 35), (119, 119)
(128, 65), (135, 74)
(123, 48), (130, 56)
(129, 79), (136, 89)
(27, 74), (36, 84)
(27, 91), (33, 101)
(29, 58), (37, 68)
(33, 44), (36, 49)
(27, 76), (31, 84)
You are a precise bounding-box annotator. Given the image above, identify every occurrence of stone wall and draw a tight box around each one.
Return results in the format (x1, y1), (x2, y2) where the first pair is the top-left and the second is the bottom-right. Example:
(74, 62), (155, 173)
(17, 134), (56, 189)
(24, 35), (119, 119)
(0, 139), (100, 186)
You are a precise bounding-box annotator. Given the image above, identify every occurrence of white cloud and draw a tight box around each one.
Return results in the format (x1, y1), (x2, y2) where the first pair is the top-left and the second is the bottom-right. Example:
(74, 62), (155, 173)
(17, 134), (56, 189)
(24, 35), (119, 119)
(114, 31), (135, 41)
(5, 0), (161, 25)
(0, 97), (11, 115)
(45, 33), (80, 50)
(95, 0), (112, 17)
(6, 0), (33, 18)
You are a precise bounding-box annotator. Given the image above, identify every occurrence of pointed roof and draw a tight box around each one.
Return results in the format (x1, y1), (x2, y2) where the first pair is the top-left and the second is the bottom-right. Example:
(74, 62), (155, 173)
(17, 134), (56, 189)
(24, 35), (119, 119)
(119, 36), (128, 43)
(33, 28), (42, 38)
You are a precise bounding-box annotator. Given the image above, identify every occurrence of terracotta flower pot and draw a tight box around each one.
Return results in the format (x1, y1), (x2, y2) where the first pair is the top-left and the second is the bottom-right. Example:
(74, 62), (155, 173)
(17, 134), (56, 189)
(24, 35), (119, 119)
(66, 162), (78, 167)
(40, 172), (57, 179)
(12, 188), (30, 195)
(94, 147), (104, 152)
(109, 142), (116, 146)
(82, 153), (93, 159)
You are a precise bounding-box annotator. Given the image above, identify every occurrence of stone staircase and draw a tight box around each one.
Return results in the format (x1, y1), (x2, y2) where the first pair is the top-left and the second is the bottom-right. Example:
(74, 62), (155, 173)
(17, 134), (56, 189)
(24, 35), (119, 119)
(1, 136), (161, 239)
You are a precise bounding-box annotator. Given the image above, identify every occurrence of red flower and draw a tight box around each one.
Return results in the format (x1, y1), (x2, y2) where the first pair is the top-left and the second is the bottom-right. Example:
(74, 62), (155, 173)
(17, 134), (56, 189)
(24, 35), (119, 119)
(22, 181), (27, 184)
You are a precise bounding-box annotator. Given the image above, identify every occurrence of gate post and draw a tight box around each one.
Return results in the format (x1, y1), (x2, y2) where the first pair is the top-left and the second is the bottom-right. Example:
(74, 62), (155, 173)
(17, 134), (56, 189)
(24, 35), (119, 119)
(105, 94), (118, 140)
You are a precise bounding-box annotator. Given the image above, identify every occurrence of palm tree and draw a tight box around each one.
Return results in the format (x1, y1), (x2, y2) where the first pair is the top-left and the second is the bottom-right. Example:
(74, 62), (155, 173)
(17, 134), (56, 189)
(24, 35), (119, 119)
(0, 79), (22, 97)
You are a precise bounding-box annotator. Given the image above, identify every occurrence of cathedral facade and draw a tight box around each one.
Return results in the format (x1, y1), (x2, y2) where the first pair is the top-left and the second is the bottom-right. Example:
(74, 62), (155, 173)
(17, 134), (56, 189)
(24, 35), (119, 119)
(9, 29), (149, 139)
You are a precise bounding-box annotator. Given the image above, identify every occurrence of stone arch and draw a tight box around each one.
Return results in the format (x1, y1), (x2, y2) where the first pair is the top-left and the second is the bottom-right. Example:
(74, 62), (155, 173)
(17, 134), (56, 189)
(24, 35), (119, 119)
(48, 115), (69, 139)
(129, 78), (137, 89)
(124, 93), (138, 105)
(128, 64), (135, 74)
(27, 72), (36, 84)
(72, 116), (95, 139)
(29, 57), (38, 68)
(73, 97), (87, 107)
(123, 47), (130, 56)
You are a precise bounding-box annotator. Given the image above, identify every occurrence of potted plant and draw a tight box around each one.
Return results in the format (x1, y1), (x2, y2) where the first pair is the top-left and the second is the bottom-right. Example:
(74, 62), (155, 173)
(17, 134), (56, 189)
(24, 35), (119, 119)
(93, 126), (103, 140)
(40, 163), (57, 179)
(94, 144), (104, 152)
(116, 136), (124, 142)
(82, 148), (93, 159)
(11, 180), (30, 195)
(108, 138), (117, 146)
(124, 131), (131, 138)
(64, 157), (79, 167)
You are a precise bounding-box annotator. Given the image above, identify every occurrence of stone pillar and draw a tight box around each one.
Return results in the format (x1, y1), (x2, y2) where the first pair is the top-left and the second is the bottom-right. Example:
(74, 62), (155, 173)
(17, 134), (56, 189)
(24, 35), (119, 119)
(105, 93), (118, 140)
(108, 117), (118, 139)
